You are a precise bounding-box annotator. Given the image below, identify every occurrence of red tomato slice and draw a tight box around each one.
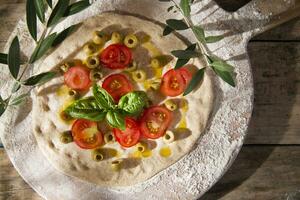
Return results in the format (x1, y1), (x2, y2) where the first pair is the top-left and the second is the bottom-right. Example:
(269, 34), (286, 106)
(140, 106), (172, 139)
(64, 66), (92, 91)
(100, 44), (132, 69)
(102, 74), (133, 101)
(178, 67), (192, 85)
(71, 119), (103, 149)
(160, 69), (186, 97)
(113, 118), (141, 148)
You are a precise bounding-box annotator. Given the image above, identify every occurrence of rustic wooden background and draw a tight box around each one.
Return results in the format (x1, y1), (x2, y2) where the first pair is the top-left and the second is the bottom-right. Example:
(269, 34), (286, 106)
(0, 0), (300, 199)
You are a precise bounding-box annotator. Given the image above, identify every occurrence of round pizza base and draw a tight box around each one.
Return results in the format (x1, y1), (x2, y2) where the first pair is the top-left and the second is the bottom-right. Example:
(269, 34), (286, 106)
(0, 0), (253, 199)
(31, 12), (214, 187)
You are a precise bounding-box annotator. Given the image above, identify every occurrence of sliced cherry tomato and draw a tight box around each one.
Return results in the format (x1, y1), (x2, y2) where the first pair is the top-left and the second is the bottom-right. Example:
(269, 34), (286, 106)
(71, 119), (103, 149)
(140, 106), (172, 139)
(102, 74), (133, 101)
(64, 65), (92, 91)
(160, 69), (186, 97)
(113, 118), (141, 148)
(160, 67), (192, 97)
(178, 67), (192, 85)
(100, 44), (132, 69)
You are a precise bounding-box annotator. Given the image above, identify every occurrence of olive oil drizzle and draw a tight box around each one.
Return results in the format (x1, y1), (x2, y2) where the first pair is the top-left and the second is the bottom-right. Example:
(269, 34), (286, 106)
(177, 99), (189, 129)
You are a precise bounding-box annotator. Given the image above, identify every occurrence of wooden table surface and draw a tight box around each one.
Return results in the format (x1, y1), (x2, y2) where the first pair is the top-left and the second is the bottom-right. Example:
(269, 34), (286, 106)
(0, 0), (300, 199)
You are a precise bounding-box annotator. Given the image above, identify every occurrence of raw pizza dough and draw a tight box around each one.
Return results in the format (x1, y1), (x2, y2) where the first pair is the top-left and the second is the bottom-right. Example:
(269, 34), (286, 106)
(31, 12), (214, 187)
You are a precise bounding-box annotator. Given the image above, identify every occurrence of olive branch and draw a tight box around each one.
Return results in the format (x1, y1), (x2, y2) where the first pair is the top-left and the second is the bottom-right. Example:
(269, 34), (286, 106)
(0, 0), (91, 117)
(159, 0), (236, 95)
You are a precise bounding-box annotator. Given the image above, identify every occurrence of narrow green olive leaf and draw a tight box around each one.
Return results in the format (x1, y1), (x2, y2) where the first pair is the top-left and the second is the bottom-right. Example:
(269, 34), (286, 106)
(47, 0), (70, 27)
(34, 0), (46, 23)
(23, 71), (56, 86)
(11, 82), (21, 93)
(0, 95), (7, 117)
(92, 84), (115, 110)
(106, 110), (126, 130)
(10, 93), (30, 106)
(166, 19), (189, 30)
(192, 26), (205, 43)
(8, 36), (20, 79)
(52, 24), (80, 47)
(211, 60), (234, 72)
(29, 33), (57, 63)
(64, 0), (90, 17)
(180, 0), (191, 17)
(213, 67), (236, 87)
(171, 50), (198, 59)
(184, 67), (205, 96)
(163, 26), (174, 36)
(158, 0), (171, 2)
(46, 0), (52, 8)
(26, 0), (37, 41)
(64, 97), (106, 121)
(0, 53), (8, 65)
(205, 35), (224, 43)
(175, 43), (197, 69)
(118, 91), (148, 115)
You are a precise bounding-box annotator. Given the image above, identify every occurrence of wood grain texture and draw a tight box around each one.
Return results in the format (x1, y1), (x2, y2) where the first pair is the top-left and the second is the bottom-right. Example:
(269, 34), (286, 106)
(254, 17), (300, 41)
(0, 150), (42, 200)
(202, 146), (300, 200)
(246, 42), (300, 144)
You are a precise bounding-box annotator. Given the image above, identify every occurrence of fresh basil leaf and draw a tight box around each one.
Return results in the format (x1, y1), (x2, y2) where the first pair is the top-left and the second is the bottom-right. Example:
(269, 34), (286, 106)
(118, 91), (148, 115)
(64, 0), (90, 17)
(0, 95), (7, 117)
(29, 33), (57, 63)
(205, 35), (224, 43)
(184, 67), (205, 96)
(166, 19), (189, 30)
(171, 49), (198, 59)
(163, 26), (174, 36)
(24, 71), (56, 86)
(0, 53), (8, 65)
(10, 93), (29, 106)
(174, 43), (197, 69)
(211, 60), (234, 72)
(52, 24), (80, 47)
(180, 0), (191, 17)
(8, 36), (20, 79)
(47, 0), (70, 27)
(64, 97), (106, 121)
(11, 82), (21, 93)
(213, 67), (236, 87)
(92, 84), (115, 110)
(34, 0), (46, 23)
(46, 0), (52, 8)
(26, 0), (37, 41)
(192, 26), (205, 43)
(106, 110), (125, 130)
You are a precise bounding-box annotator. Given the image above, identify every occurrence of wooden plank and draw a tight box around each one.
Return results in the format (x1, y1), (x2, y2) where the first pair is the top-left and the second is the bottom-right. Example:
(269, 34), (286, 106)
(0, 149), (42, 200)
(246, 42), (300, 144)
(1, 146), (300, 200)
(253, 17), (300, 41)
(202, 146), (300, 200)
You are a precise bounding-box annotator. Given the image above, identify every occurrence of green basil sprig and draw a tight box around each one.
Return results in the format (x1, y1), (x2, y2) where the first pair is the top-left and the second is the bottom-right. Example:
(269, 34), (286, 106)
(64, 84), (149, 130)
